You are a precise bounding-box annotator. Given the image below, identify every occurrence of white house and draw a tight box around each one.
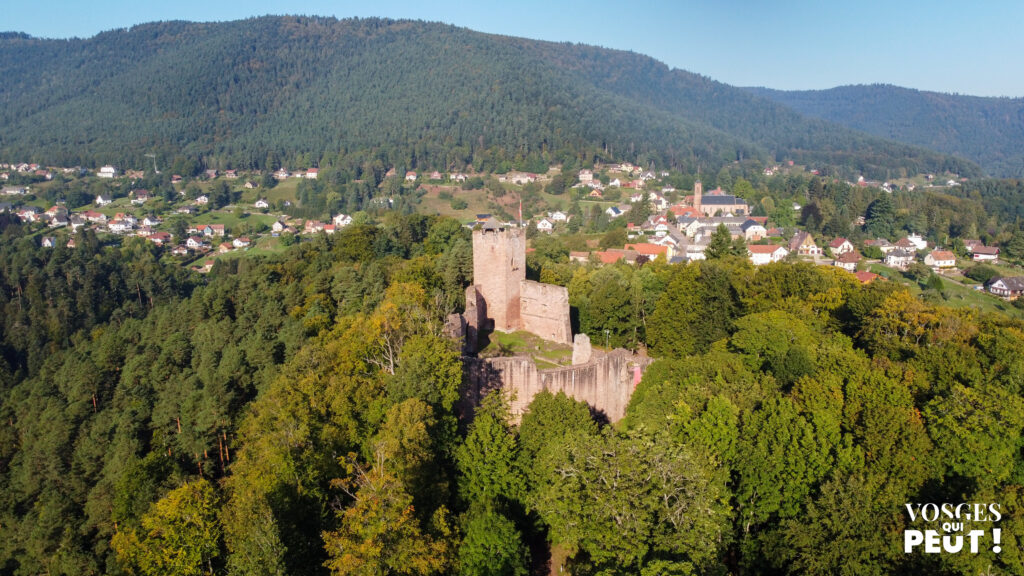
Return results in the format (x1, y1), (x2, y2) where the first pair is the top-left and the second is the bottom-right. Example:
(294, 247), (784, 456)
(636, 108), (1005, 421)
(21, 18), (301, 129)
(741, 219), (768, 242)
(195, 195), (209, 205)
(828, 238), (855, 256)
(906, 233), (928, 251)
(884, 249), (916, 270)
(82, 210), (107, 223)
(95, 195), (112, 206)
(833, 251), (860, 272)
(17, 207), (40, 222)
(97, 165), (117, 179)
(972, 246), (1000, 262)
(988, 277), (1024, 299)
(748, 244), (789, 266)
(536, 218), (554, 233)
(549, 211), (568, 222)
(648, 191), (668, 210)
(48, 212), (69, 227)
(924, 250), (956, 269)
(333, 213), (353, 227)
(108, 220), (133, 234)
(503, 172), (537, 185)
(254, 199), (270, 209)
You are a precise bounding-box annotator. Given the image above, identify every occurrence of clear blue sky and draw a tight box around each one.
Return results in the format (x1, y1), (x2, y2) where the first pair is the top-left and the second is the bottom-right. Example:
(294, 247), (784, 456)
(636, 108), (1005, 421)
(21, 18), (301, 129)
(5, 0), (1023, 97)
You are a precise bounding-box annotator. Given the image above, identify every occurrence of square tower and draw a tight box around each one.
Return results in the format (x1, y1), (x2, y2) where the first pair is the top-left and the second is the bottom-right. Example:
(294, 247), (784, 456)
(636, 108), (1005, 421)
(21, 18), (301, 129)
(472, 224), (526, 332)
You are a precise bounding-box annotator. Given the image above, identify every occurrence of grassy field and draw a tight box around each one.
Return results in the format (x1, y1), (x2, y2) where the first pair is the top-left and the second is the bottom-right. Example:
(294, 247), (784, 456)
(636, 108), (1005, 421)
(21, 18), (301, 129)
(195, 210), (280, 231)
(868, 262), (1024, 320)
(479, 330), (574, 368)
(212, 236), (288, 260)
(417, 186), (492, 220)
(263, 179), (300, 204)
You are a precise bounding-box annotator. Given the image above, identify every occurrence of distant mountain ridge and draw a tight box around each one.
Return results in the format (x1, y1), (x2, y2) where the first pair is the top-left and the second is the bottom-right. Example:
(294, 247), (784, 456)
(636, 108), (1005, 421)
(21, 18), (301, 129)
(746, 84), (1024, 177)
(0, 16), (978, 179)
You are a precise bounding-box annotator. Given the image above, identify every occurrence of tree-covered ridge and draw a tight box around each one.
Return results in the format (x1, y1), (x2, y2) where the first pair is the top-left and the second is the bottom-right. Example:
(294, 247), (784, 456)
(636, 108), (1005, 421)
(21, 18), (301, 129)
(747, 84), (1024, 177)
(0, 16), (976, 180)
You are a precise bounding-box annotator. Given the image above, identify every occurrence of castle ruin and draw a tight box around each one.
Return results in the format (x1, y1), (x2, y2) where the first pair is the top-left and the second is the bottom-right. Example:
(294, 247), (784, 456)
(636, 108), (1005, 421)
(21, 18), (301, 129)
(467, 223), (571, 345)
(455, 222), (650, 423)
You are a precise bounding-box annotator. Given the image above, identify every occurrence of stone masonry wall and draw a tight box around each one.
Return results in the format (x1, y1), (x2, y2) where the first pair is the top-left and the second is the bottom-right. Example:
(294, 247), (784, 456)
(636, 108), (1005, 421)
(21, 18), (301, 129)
(463, 285), (485, 353)
(519, 280), (572, 345)
(472, 227), (525, 332)
(464, 350), (653, 423)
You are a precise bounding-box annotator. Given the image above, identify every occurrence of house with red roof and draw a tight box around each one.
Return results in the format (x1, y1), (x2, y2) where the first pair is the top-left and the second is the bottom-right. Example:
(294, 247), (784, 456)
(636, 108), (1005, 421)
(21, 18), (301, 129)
(833, 251), (861, 271)
(624, 243), (668, 259)
(829, 238), (855, 255)
(972, 246), (1000, 262)
(146, 232), (172, 245)
(748, 244), (789, 265)
(854, 270), (879, 284)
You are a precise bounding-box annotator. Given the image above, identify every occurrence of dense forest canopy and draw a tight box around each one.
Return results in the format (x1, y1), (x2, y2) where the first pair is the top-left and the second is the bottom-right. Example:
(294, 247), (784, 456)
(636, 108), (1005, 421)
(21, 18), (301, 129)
(748, 84), (1024, 177)
(1, 209), (1024, 574)
(0, 16), (977, 180)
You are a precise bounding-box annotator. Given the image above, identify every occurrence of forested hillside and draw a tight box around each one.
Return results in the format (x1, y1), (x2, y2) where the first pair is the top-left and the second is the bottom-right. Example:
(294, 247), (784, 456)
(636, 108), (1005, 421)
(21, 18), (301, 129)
(0, 17), (975, 180)
(748, 84), (1024, 177)
(2, 210), (1024, 574)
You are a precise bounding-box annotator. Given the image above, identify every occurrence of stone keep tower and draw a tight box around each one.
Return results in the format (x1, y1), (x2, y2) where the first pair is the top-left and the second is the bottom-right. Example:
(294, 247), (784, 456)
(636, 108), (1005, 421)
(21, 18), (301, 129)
(472, 224), (526, 332)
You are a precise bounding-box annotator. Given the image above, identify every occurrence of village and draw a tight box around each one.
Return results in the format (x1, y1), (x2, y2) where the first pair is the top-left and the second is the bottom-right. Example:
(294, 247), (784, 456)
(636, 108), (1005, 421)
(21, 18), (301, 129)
(0, 162), (356, 273)
(2, 159), (1023, 303)
(533, 164), (1022, 303)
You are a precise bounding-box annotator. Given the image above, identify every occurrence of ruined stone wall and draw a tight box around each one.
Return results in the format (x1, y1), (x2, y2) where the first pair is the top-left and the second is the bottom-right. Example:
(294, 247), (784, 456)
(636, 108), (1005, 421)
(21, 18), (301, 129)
(472, 227), (525, 332)
(519, 280), (572, 345)
(465, 350), (653, 423)
(463, 285), (485, 353)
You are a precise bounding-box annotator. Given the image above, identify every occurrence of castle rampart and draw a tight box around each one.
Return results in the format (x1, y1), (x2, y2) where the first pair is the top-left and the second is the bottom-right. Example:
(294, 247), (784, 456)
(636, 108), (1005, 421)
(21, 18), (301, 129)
(464, 350), (652, 423)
